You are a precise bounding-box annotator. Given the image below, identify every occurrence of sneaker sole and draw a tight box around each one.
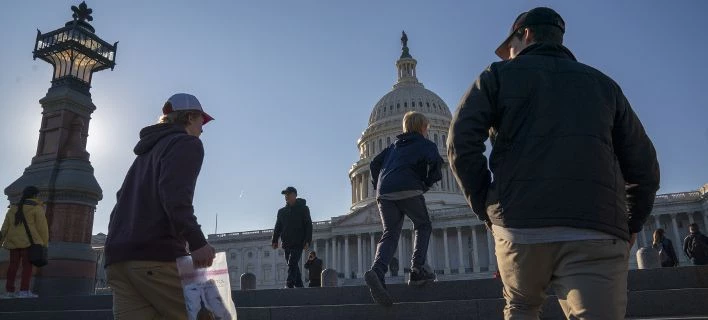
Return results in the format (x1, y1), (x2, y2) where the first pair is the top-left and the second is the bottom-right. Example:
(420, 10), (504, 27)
(407, 278), (435, 287)
(364, 271), (393, 307)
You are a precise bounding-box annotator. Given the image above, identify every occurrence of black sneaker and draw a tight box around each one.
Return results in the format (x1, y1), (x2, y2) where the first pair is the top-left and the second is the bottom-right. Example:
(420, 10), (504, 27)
(364, 270), (393, 306)
(408, 266), (436, 286)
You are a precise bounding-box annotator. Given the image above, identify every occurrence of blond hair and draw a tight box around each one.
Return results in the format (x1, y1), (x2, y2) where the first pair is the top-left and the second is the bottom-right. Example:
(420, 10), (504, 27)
(402, 111), (429, 134)
(158, 110), (199, 126)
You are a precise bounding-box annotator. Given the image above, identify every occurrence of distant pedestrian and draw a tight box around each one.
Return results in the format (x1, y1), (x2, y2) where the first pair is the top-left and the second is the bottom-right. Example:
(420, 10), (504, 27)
(652, 229), (678, 267)
(272, 186), (313, 288)
(104, 93), (216, 319)
(365, 111), (442, 306)
(683, 223), (708, 265)
(1, 186), (48, 299)
(448, 7), (660, 320)
(304, 251), (323, 287)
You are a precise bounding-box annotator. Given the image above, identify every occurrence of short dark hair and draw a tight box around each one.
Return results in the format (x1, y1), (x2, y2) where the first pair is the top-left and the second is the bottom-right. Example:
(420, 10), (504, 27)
(309, 251), (316, 256)
(689, 223), (699, 230)
(515, 24), (563, 45)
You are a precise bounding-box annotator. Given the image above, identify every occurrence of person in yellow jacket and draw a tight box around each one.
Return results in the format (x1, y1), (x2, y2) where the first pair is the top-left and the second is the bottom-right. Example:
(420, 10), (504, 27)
(0, 186), (48, 298)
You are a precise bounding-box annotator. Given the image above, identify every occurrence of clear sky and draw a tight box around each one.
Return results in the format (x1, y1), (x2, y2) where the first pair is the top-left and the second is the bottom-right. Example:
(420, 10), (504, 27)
(1, 1), (706, 235)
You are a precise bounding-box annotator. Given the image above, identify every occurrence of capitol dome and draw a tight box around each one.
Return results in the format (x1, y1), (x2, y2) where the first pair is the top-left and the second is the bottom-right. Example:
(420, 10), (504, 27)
(349, 32), (467, 210)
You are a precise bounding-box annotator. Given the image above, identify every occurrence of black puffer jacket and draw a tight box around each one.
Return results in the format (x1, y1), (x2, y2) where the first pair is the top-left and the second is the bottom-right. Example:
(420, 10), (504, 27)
(272, 198), (312, 249)
(448, 43), (660, 241)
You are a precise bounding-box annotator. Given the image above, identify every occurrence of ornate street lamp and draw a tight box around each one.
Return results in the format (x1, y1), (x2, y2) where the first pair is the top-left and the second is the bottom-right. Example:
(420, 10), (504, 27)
(3, 2), (118, 296)
(33, 1), (117, 93)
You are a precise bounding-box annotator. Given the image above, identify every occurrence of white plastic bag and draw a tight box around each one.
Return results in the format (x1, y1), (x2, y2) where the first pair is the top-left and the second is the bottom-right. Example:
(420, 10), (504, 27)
(176, 252), (238, 320)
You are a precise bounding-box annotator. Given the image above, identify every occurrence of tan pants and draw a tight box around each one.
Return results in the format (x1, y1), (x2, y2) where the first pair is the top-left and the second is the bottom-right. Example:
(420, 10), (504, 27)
(495, 238), (629, 320)
(107, 261), (187, 320)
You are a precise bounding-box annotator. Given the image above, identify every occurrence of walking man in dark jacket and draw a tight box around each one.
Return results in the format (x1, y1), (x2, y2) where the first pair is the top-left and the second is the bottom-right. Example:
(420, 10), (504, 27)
(448, 7), (660, 319)
(365, 111), (442, 306)
(683, 223), (708, 265)
(105, 93), (216, 320)
(304, 251), (323, 287)
(272, 186), (313, 288)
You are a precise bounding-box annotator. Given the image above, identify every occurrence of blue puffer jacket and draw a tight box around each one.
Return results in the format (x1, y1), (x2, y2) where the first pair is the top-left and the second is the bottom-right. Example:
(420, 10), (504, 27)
(370, 132), (443, 197)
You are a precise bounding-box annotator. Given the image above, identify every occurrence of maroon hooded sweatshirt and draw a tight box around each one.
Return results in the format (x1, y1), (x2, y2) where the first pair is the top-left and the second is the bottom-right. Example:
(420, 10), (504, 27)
(105, 123), (207, 266)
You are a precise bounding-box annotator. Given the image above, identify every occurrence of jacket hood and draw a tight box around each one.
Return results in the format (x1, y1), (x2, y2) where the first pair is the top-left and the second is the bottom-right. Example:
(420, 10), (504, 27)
(287, 198), (307, 207)
(134, 123), (187, 155)
(394, 132), (425, 147)
(518, 43), (577, 61)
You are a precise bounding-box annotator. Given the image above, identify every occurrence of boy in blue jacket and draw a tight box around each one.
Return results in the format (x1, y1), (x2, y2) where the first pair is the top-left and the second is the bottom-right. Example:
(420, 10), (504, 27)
(365, 111), (443, 306)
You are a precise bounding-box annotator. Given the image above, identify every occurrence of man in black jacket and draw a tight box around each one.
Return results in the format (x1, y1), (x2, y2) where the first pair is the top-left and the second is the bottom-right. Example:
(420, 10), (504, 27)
(448, 7), (660, 320)
(683, 223), (708, 265)
(304, 251), (323, 287)
(272, 186), (312, 288)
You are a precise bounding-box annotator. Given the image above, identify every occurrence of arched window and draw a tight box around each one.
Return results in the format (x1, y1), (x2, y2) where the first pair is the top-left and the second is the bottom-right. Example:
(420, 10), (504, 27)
(378, 139), (382, 151)
(404, 102), (407, 108)
(419, 101), (423, 108)
(397, 103), (400, 110)
(387, 137), (391, 145)
(434, 134), (438, 146)
(442, 134), (446, 149)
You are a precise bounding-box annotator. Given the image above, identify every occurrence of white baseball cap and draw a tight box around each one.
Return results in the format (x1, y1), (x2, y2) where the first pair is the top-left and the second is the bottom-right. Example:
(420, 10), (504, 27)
(162, 93), (214, 125)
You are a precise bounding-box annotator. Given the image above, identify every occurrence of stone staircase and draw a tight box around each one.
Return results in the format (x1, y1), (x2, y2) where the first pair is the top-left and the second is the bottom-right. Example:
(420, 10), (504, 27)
(0, 266), (705, 319)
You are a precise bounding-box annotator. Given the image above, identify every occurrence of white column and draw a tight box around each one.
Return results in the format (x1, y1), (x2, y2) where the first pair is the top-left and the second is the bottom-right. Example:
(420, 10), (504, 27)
(486, 228), (496, 272)
(357, 234), (363, 277)
(257, 247), (262, 283)
(271, 247), (277, 283)
(671, 214), (681, 244)
(332, 238), (337, 272)
(654, 215), (661, 229)
(313, 239), (318, 256)
(370, 232), (376, 268)
(428, 230), (435, 270)
(344, 235), (350, 278)
(688, 212), (695, 224)
(397, 234), (403, 273)
(325, 239), (330, 269)
(472, 226), (480, 272)
(443, 228), (450, 274)
(640, 228), (649, 248)
(456, 227), (465, 273)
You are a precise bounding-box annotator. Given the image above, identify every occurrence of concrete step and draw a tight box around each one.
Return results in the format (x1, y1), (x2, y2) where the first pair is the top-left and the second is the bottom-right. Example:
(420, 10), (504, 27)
(235, 288), (708, 320)
(235, 265), (708, 308)
(0, 289), (704, 320)
(0, 294), (112, 312)
(0, 310), (113, 320)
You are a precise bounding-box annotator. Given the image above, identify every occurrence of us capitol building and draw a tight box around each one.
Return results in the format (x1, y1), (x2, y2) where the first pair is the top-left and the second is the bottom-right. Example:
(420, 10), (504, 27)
(94, 34), (708, 290)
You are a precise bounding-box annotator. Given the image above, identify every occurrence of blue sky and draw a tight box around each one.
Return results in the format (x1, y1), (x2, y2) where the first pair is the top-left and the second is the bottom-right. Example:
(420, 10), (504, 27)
(1, 1), (706, 235)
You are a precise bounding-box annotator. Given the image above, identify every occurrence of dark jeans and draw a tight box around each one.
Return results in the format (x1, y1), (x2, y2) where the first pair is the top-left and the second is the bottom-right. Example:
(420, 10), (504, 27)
(284, 248), (304, 288)
(371, 195), (432, 280)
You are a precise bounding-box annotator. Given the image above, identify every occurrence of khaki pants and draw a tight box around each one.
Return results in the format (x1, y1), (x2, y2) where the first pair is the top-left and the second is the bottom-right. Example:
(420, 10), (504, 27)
(107, 261), (187, 320)
(495, 238), (629, 320)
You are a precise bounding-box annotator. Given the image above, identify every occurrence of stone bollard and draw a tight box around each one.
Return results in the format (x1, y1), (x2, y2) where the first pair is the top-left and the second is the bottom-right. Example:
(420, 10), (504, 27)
(637, 247), (661, 269)
(240, 272), (256, 290)
(321, 269), (338, 287)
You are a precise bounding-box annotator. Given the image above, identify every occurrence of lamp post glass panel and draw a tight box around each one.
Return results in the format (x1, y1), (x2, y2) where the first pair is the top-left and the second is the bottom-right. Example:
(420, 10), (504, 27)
(33, 1), (117, 93)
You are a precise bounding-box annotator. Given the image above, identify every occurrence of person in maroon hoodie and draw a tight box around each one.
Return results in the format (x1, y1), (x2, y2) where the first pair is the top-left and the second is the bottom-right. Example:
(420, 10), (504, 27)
(105, 93), (216, 320)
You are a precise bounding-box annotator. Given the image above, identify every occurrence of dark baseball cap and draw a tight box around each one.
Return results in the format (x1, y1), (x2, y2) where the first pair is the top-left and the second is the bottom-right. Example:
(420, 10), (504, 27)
(281, 186), (297, 195)
(495, 7), (566, 60)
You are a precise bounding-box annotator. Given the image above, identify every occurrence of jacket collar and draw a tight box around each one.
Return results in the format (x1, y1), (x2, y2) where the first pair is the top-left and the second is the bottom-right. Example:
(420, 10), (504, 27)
(517, 43), (577, 61)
